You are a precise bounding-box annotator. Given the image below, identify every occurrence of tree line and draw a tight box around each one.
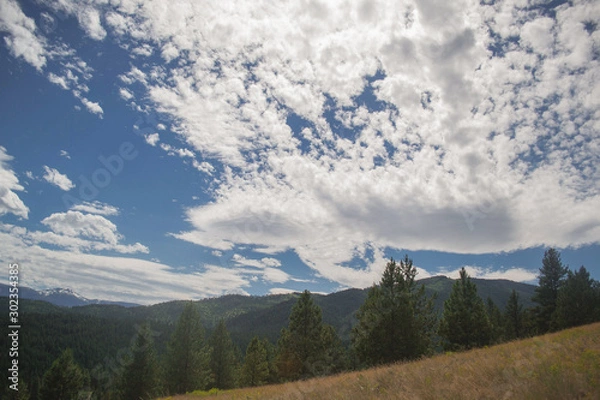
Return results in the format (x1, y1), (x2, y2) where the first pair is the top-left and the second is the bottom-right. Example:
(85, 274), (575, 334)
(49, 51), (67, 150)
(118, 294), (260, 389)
(12, 248), (600, 399)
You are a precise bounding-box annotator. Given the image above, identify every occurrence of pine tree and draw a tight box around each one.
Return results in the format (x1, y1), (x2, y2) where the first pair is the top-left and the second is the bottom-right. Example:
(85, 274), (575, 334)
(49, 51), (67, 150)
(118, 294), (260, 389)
(241, 336), (270, 387)
(439, 268), (492, 351)
(209, 320), (238, 389)
(553, 266), (599, 330)
(3, 379), (31, 400)
(120, 323), (161, 400)
(352, 256), (437, 366)
(532, 248), (568, 333)
(276, 290), (342, 380)
(505, 289), (524, 340)
(486, 297), (505, 344)
(39, 349), (86, 400)
(166, 302), (211, 394)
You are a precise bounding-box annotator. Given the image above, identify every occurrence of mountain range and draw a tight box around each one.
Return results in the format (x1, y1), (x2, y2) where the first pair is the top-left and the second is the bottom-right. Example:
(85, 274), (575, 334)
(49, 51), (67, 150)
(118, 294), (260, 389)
(0, 276), (537, 396)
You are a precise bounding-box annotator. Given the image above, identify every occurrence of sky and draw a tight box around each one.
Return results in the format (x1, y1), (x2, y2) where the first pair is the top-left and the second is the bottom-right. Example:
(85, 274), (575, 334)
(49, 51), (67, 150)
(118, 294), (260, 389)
(0, 0), (598, 305)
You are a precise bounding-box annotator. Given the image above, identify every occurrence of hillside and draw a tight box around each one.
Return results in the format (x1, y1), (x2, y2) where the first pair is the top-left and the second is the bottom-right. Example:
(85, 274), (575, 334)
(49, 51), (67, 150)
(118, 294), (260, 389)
(0, 276), (537, 396)
(165, 322), (600, 400)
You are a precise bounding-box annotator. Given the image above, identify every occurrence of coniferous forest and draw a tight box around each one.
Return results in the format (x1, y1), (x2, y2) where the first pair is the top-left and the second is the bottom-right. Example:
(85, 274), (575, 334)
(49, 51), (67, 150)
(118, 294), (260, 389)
(2, 248), (599, 399)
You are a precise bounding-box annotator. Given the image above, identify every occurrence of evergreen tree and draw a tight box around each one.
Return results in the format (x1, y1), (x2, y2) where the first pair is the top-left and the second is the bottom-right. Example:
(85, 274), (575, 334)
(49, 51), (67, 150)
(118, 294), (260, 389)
(241, 336), (270, 387)
(3, 379), (31, 400)
(439, 268), (492, 351)
(486, 297), (505, 344)
(553, 266), (600, 330)
(352, 256), (437, 366)
(120, 323), (161, 400)
(166, 302), (211, 394)
(39, 349), (86, 400)
(505, 289), (525, 340)
(319, 324), (348, 375)
(532, 248), (568, 333)
(209, 320), (238, 389)
(276, 290), (342, 380)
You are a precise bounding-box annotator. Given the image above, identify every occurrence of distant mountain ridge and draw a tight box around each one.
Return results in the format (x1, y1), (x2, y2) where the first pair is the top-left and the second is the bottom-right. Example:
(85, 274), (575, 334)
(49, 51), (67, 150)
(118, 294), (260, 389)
(0, 276), (536, 313)
(0, 283), (139, 308)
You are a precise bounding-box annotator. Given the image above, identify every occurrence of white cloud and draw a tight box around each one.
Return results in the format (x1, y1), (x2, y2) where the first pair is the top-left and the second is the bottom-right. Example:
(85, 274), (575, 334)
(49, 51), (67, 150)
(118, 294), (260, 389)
(0, 147), (29, 218)
(42, 211), (122, 244)
(0, 223), (247, 304)
(59, 150), (71, 159)
(42, 166), (75, 191)
(439, 266), (538, 283)
(3, 0), (598, 294)
(70, 201), (119, 216)
(144, 133), (160, 146)
(0, 0), (47, 70)
(79, 97), (104, 116)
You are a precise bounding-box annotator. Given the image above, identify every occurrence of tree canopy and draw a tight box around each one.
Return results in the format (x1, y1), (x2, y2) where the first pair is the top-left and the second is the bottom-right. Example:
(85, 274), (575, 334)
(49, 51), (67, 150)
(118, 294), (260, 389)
(352, 256), (437, 366)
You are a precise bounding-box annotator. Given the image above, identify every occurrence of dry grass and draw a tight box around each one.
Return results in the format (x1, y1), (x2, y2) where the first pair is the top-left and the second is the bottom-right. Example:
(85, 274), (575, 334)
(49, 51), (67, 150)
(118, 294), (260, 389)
(160, 322), (600, 400)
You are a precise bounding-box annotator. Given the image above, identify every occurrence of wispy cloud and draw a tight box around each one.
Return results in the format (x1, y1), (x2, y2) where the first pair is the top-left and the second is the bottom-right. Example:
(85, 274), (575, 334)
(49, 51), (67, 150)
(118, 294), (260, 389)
(42, 166), (75, 191)
(0, 146), (29, 218)
(70, 201), (119, 216)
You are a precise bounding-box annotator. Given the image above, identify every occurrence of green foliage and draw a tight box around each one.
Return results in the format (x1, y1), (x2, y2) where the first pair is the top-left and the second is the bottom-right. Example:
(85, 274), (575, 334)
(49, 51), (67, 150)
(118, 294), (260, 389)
(486, 297), (505, 344)
(277, 290), (344, 380)
(120, 323), (162, 400)
(505, 289), (525, 340)
(166, 302), (211, 394)
(532, 248), (569, 333)
(209, 320), (238, 389)
(241, 337), (270, 387)
(553, 266), (600, 330)
(352, 256), (438, 366)
(39, 349), (86, 400)
(2, 380), (31, 400)
(439, 268), (492, 351)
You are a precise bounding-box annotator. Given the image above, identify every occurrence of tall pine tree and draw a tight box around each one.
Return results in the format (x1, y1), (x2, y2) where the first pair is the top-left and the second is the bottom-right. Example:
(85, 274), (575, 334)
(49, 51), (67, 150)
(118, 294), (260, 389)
(276, 290), (343, 380)
(209, 320), (238, 389)
(352, 256), (437, 366)
(241, 336), (270, 387)
(438, 268), (492, 351)
(166, 302), (211, 394)
(120, 323), (162, 400)
(505, 289), (524, 341)
(532, 248), (568, 333)
(553, 266), (600, 330)
(39, 349), (86, 400)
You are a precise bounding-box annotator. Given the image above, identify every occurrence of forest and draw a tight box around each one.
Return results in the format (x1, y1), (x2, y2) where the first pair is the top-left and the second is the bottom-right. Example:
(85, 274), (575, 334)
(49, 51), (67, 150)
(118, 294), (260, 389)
(2, 248), (599, 400)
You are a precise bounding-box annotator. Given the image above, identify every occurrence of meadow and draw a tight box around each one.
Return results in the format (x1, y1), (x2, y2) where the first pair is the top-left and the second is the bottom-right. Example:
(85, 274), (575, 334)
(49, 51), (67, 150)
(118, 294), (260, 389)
(161, 322), (600, 400)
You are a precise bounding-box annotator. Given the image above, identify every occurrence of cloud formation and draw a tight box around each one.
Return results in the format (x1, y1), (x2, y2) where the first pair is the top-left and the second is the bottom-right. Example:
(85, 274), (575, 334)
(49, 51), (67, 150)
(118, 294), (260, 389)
(0, 146), (29, 218)
(2, 0), (598, 295)
(71, 0), (596, 288)
(42, 166), (75, 191)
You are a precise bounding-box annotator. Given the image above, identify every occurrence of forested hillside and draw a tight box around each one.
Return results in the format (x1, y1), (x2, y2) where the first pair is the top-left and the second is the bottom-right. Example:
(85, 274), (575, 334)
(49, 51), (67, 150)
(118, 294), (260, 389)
(1, 249), (597, 400)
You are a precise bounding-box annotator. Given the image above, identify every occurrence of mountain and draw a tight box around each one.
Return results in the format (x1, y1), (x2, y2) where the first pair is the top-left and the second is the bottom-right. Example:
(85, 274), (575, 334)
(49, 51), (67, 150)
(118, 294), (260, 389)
(0, 277), (537, 398)
(0, 283), (139, 307)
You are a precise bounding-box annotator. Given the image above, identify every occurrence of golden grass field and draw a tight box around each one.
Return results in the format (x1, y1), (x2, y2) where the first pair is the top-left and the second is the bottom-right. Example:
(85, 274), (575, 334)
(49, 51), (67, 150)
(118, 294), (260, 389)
(160, 322), (600, 400)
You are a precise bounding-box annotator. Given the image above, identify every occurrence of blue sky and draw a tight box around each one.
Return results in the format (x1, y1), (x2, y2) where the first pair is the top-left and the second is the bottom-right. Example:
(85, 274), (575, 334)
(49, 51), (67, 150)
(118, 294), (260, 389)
(0, 0), (598, 305)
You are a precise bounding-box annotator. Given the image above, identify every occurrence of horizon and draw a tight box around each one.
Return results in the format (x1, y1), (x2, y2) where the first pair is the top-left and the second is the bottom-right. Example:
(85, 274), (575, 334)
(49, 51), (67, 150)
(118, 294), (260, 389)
(1, 0), (598, 305)
(3, 271), (540, 307)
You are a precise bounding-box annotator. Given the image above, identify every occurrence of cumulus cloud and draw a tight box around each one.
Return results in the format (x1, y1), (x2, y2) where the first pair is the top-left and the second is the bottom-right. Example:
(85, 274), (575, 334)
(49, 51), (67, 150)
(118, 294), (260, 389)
(0, 0), (48, 70)
(3, 0), (599, 293)
(87, 0), (596, 289)
(79, 97), (104, 116)
(0, 147), (29, 218)
(42, 166), (75, 191)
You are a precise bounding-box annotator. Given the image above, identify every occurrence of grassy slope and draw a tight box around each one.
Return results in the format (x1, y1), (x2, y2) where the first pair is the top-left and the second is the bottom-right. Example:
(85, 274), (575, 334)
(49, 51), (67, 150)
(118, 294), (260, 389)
(162, 322), (600, 400)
